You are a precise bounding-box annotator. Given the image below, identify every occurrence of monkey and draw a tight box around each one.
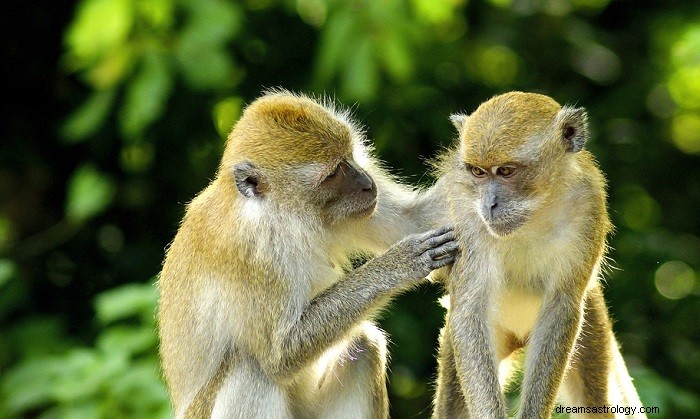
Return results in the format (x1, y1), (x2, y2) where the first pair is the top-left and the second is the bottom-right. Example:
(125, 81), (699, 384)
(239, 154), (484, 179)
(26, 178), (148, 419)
(157, 90), (458, 418)
(430, 92), (645, 418)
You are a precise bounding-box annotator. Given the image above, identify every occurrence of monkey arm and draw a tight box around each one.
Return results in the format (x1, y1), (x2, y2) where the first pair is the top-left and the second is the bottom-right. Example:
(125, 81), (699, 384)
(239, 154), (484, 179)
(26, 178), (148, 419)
(263, 227), (457, 380)
(448, 255), (507, 419)
(517, 290), (585, 419)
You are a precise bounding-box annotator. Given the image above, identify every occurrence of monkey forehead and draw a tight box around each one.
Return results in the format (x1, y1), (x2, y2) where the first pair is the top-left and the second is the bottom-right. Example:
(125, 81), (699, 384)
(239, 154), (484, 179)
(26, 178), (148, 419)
(224, 93), (355, 166)
(459, 92), (561, 165)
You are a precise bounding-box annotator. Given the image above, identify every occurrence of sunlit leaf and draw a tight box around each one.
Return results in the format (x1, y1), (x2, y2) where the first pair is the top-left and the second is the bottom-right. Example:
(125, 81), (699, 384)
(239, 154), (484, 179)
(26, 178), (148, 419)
(86, 45), (134, 88)
(60, 89), (115, 143)
(110, 361), (171, 414)
(213, 97), (244, 138)
(1, 357), (62, 413)
(119, 52), (173, 138)
(97, 325), (158, 356)
(65, 165), (117, 223)
(181, 0), (243, 44)
(0, 259), (15, 289)
(379, 34), (413, 82)
(64, 0), (134, 68)
(94, 283), (157, 325)
(177, 45), (238, 89)
(342, 37), (379, 102)
(314, 9), (355, 84)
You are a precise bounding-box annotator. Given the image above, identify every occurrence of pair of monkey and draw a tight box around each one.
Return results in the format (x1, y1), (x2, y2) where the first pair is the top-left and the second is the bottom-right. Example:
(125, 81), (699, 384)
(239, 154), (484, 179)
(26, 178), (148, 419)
(157, 90), (644, 418)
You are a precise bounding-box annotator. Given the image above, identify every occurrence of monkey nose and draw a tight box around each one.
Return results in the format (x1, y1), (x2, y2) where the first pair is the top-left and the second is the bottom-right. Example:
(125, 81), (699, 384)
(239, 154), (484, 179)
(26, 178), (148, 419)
(489, 199), (498, 218)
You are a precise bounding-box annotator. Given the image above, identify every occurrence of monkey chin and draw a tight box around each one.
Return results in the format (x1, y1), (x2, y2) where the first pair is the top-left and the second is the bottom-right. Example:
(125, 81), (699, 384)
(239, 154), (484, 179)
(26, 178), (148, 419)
(484, 219), (523, 238)
(351, 199), (378, 220)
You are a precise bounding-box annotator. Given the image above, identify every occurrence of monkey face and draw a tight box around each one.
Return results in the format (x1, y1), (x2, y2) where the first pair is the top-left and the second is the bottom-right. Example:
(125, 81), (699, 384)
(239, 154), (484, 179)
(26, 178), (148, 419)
(317, 158), (377, 225)
(463, 163), (537, 238)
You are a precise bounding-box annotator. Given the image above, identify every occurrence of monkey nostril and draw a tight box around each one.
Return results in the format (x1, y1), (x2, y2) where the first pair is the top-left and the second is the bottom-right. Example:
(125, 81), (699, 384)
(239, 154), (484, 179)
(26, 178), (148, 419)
(362, 179), (375, 192)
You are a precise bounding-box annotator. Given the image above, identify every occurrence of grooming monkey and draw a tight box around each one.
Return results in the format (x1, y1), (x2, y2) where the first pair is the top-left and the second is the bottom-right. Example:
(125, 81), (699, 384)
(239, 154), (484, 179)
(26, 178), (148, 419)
(157, 90), (457, 418)
(432, 92), (644, 418)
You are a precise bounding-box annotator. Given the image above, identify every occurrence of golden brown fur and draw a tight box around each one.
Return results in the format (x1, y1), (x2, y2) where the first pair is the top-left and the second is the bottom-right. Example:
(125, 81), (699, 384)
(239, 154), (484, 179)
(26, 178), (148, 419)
(158, 90), (456, 418)
(432, 92), (644, 419)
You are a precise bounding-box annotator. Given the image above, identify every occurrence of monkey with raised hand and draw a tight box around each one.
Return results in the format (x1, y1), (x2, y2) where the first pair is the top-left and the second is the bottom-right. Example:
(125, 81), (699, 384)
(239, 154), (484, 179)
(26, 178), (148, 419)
(157, 90), (457, 418)
(432, 92), (644, 419)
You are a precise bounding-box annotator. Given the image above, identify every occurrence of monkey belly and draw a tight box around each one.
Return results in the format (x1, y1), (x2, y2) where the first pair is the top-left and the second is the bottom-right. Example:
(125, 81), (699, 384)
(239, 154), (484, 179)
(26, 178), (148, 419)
(495, 288), (543, 342)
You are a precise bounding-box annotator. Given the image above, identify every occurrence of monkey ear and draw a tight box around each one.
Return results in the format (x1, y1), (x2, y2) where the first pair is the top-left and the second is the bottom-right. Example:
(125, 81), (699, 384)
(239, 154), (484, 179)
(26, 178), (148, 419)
(233, 162), (267, 197)
(449, 113), (469, 132)
(556, 106), (588, 153)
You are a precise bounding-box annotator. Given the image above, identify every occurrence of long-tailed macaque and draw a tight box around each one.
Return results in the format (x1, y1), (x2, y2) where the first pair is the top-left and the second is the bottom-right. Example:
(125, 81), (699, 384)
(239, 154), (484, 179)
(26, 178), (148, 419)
(157, 90), (457, 418)
(432, 92), (644, 418)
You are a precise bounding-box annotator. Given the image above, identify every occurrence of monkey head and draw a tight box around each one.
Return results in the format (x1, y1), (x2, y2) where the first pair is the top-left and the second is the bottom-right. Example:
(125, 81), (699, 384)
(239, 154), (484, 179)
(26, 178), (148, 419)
(449, 91), (589, 238)
(220, 91), (377, 225)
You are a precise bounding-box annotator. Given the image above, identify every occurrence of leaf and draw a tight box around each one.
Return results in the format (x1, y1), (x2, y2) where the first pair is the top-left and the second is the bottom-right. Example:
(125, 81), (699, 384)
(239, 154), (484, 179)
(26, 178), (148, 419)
(60, 89), (115, 143)
(65, 165), (117, 223)
(314, 9), (355, 84)
(174, 0), (243, 90)
(64, 0), (134, 67)
(97, 325), (158, 357)
(379, 34), (414, 82)
(175, 44), (236, 90)
(0, 259), (15, 289)
(119, 52), (172, 139)
(94, 283), (158, 325)
(182, 0), (243, 44)
(1, 357), (63, 414)
(342, 37), (379, 102)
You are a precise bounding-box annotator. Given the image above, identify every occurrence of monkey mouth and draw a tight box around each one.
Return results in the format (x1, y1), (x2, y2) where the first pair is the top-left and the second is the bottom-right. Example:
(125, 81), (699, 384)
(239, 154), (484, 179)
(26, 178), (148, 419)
(352, 199), (377, 219)
(485, 218), (523, 237)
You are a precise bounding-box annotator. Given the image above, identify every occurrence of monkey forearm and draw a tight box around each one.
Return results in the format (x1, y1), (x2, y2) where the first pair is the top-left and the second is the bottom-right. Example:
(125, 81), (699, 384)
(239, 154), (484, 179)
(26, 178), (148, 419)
(269, 259), (417, 378)
(450, 276), (506, 418)
(518, 293), (583, 419)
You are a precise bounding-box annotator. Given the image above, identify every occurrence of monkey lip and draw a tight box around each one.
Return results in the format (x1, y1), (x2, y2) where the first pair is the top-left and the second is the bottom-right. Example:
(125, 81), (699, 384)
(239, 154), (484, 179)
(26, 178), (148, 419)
(353, 199), (377, 219)
(486, 219), (521, 237)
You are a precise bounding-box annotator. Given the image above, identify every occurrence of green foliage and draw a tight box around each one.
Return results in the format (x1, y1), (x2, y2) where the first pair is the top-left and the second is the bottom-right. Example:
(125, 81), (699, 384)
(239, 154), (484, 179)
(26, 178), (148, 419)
(0, 283), (170, 419)
(65, 164), (117, 223)
(3, 0), (700, 417)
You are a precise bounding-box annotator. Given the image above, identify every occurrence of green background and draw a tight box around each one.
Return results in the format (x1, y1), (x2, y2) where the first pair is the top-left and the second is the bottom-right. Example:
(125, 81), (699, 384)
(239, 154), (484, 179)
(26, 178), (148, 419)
(1, 0), (699, 417)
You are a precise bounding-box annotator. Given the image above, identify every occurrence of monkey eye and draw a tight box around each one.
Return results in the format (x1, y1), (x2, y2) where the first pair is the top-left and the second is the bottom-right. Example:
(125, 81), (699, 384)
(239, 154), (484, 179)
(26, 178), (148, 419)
(496, 166), (516, 177)
(325, 164), (340, 180)
(469, 165), (487, 178)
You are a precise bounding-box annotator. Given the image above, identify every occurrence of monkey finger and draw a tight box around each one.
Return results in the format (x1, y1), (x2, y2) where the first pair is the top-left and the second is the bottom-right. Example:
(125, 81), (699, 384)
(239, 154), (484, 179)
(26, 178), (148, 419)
(420, 230), (457, 252)
(427, 241), (459, 260)
(430, 256), (456, 270)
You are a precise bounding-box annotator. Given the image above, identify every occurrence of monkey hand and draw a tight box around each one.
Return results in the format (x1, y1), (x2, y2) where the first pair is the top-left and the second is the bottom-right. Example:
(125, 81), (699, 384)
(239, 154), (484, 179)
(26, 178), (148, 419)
(382, 226), (458, 283)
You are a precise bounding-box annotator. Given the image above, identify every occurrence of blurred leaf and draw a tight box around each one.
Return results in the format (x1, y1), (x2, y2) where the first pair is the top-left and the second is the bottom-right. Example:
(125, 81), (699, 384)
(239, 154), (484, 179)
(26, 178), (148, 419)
(64, 0), (134, 68)
(52, 349), (121, 402)
(65, 165), (117, 223)
(110, 361), (171, 417)
(0, 259), (15, 289)
(379, 34), (414, 82)
(342, 37), (379, 101)
(181, 0), (243, 44)
(94, 283), (157, 325)
(60, 89), (115, 143)
(175, 0), (242, 90)
(1, 357), (63, 414)
(119, 52), (173, 139)
(314, 9), (355, 84)
(213, 96), (244, 138)
(97, 325), (158, 357)
(6, 316), (70, 359)
(632, 367), (700, 414)
(175, 43), (236, 90)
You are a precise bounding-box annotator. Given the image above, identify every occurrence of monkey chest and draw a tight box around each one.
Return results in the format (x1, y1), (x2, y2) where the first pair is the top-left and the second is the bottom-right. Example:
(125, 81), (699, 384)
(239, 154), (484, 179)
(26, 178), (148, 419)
(495, 288), (543, 340)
